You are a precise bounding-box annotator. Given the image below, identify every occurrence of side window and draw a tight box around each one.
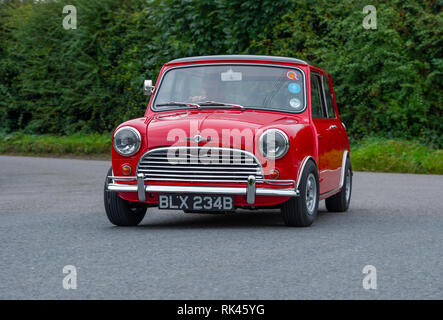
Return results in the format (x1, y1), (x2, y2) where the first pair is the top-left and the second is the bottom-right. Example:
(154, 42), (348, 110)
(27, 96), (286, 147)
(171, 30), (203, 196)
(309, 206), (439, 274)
(310, 73), (327, 118)
(323, 76), (336, 118)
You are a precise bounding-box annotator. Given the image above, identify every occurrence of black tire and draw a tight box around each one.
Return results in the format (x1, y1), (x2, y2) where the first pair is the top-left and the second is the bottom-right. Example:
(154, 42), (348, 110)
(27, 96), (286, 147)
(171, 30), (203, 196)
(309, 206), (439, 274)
(281, 160), (319, 227)
(325, 157), (352, 212)
(104, 167), (147, 226)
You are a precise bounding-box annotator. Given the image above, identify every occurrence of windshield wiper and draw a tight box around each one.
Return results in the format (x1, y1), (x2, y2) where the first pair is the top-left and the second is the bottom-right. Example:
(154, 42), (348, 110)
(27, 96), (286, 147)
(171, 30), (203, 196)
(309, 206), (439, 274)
(156, 101), (201, 109)
(196, 101), (245, 110)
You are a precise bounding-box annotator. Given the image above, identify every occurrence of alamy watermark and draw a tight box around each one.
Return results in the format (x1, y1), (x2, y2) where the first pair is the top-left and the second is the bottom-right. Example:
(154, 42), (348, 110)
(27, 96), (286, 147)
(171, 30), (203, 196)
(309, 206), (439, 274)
(62, 5), (77, 30)
(164, 120), (277, 170)
(362, 265), (377, 290)
(362, 5), (377, 30)
(63, 265), (77, 290)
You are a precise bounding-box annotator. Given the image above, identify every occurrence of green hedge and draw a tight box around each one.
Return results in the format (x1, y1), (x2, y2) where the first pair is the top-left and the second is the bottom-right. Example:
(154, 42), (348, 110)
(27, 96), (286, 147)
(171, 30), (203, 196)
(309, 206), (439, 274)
(0, 0), (442, 147)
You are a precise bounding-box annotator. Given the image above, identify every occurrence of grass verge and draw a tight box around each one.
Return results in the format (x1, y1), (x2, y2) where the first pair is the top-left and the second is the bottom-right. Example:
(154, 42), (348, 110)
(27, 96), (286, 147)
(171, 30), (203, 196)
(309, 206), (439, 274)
(0, 133), (111, 160)
(351, 137), (442, 174)
(0, 134), (441, 174)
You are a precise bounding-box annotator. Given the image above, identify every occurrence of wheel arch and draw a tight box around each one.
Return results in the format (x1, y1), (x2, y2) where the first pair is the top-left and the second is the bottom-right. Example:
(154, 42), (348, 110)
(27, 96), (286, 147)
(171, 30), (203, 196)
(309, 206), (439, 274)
(296, 156), (318, 191)
(338, 150), (350, 189)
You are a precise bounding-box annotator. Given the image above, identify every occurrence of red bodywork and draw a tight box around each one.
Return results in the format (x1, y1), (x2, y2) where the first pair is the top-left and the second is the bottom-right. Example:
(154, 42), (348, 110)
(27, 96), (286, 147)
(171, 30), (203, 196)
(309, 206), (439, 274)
(111, 56), (350, 207)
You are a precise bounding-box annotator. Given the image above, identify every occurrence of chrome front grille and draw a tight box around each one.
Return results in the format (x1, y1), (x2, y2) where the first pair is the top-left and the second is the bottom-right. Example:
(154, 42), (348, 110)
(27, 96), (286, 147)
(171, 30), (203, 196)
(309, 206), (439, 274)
(137, 146), (264, 183)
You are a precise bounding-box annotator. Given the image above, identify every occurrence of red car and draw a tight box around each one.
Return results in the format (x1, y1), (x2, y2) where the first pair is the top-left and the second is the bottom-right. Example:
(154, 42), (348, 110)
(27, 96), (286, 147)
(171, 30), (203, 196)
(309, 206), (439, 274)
(104, 55), (352, 227)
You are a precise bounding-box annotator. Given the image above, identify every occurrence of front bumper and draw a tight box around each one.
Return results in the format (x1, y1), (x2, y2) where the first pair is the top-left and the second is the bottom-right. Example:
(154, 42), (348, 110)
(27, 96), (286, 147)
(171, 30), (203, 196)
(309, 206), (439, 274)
(106, 174), (299, 204)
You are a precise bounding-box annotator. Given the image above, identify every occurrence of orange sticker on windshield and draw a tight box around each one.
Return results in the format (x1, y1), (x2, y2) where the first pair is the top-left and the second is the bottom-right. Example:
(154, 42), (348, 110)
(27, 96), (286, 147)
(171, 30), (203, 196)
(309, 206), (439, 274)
(286, 70), (299, 81)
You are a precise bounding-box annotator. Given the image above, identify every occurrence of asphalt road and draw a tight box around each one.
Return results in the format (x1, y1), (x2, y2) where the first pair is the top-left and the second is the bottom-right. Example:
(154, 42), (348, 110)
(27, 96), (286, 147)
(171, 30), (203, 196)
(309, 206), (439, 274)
(1, 155), (442, 299)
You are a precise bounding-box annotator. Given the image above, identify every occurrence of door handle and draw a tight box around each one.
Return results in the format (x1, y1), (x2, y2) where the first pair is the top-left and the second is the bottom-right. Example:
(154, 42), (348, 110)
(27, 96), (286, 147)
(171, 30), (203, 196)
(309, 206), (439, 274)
(328, 125), (337, 130)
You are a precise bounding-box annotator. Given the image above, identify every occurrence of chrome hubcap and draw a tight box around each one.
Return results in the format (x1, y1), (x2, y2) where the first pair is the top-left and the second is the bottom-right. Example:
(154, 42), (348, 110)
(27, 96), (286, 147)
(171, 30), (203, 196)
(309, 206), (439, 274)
(306, 173), (317, 215)
(345, 169), (351, 203)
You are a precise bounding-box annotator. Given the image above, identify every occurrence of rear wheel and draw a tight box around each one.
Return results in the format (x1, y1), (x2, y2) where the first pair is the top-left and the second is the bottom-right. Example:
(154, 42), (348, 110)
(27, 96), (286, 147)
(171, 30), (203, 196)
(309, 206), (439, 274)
(104, 167), (147, 226)
(325, 157), (352, 212)
(281, 160), (319, 227)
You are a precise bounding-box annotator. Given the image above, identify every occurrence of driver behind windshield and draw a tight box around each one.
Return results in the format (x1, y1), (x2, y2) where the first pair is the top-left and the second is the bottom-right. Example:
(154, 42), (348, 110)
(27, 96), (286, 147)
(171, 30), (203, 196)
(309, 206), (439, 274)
(188, 77), (219, 103)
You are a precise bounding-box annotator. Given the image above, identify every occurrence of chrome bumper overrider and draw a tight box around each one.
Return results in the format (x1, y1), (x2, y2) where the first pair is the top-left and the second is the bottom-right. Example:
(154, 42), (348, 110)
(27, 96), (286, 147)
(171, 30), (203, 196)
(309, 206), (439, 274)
(106, 174), (299, 204)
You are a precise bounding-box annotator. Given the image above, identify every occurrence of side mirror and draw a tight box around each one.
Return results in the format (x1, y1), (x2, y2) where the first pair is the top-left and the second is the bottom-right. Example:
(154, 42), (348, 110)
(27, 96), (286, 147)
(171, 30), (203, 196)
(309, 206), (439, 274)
(143, 80), (155, 95)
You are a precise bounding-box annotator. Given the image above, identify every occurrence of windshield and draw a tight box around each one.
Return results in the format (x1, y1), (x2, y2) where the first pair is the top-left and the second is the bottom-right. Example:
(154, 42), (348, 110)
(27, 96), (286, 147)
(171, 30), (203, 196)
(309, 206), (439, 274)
(152, 65), (305, 113)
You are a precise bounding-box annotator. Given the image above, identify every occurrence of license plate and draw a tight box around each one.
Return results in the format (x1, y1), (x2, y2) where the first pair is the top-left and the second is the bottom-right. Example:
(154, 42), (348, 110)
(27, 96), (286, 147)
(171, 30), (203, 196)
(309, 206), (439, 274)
(158, 194), (234, 211)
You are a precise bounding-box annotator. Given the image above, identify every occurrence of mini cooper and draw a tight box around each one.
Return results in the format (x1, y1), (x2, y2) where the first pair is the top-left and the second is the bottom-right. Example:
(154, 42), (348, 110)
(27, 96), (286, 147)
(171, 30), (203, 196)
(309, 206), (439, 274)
(104, 55), (352, 227)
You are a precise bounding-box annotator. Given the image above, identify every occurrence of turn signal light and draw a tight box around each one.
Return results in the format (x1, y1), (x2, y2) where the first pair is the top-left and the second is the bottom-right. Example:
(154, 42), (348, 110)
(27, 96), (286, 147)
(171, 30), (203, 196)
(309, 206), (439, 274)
(122, 165), (132, 176)
(269, 169), (280, 179)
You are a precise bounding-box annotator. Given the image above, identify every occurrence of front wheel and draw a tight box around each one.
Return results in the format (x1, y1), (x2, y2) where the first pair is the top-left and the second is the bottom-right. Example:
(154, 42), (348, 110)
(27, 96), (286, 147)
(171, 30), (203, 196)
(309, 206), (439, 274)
(281, 160), (319, 227)
(104, 167), (147, 226)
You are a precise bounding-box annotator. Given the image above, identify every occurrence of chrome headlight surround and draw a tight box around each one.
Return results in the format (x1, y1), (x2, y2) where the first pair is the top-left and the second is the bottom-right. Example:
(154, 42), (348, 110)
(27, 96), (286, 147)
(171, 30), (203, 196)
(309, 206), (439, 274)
(258, 129), (289, 160)
(113, 126), (141, 157)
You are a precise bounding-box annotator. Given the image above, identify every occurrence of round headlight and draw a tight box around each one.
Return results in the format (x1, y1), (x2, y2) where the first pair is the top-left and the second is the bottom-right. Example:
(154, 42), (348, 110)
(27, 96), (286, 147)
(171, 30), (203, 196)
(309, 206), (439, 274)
(113, 126), (141, 156)
(258, 129), (289, 159)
